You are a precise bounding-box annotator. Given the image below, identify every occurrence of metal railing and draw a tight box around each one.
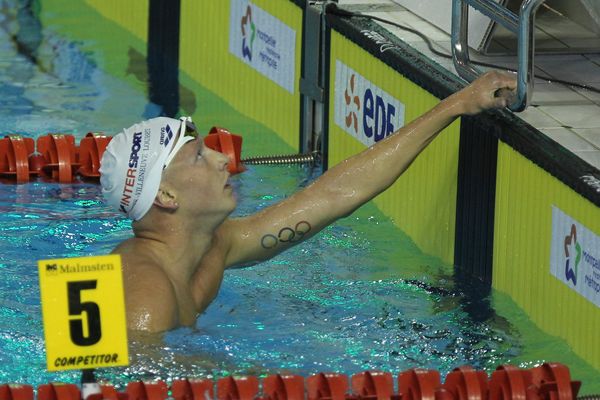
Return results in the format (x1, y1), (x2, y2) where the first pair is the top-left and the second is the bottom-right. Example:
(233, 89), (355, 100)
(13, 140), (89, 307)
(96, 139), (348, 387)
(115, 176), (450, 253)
(451, 0), (547, 111)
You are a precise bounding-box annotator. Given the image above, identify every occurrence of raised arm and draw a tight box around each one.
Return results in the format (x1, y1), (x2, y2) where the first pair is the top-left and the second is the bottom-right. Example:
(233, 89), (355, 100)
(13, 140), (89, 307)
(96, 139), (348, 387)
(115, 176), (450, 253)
(223, 71), (516, 267)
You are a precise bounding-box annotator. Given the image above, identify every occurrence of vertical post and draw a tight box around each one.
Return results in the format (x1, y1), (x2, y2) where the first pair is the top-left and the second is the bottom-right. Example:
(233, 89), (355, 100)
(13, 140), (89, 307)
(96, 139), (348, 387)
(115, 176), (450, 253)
(147, 0), (181, 117)
(454, 116), (499, 285)
(299, 1), (327, 158)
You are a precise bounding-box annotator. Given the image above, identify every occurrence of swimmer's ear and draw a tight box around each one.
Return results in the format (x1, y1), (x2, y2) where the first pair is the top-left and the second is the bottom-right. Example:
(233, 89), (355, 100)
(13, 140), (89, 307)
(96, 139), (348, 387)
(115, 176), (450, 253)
(154, 188), (179, 211)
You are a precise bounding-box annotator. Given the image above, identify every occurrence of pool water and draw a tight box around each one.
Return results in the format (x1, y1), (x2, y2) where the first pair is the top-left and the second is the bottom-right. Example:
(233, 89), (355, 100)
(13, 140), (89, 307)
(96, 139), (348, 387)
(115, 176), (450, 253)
(0, 2), (598, 393)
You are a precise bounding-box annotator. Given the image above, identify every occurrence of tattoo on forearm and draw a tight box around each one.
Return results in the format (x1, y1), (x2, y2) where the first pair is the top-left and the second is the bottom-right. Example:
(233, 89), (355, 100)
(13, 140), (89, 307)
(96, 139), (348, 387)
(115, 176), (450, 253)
(261, 221), (312, 249)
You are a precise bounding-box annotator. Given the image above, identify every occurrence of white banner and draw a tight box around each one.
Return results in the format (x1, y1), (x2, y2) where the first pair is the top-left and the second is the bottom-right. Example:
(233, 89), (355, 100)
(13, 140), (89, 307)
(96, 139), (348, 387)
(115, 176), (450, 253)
(229, 0), (296, 93)
(334, 60), (405, 147)
(550, 206), (600, 308)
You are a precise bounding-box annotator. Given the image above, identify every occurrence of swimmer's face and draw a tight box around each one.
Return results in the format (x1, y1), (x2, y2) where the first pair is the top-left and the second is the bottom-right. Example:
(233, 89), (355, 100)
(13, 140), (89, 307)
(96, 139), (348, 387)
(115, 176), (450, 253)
(163, 137), (236, 217)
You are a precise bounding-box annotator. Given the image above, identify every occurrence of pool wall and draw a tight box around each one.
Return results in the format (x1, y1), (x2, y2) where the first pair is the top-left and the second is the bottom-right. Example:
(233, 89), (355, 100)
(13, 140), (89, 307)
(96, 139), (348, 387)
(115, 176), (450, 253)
(179, 0), (303, 151)
(327, 29), (460, 264)
(35, 0), (600, 376)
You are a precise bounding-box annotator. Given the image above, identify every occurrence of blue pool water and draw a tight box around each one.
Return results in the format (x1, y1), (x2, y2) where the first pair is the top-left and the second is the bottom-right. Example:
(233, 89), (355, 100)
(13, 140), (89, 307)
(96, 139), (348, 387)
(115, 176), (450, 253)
(0, 2), (598, 393)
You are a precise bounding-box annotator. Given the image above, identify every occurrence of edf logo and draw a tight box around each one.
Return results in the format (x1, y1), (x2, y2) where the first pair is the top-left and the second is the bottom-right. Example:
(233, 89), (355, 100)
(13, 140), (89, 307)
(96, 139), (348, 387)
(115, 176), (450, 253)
(335, 60), (405, 147)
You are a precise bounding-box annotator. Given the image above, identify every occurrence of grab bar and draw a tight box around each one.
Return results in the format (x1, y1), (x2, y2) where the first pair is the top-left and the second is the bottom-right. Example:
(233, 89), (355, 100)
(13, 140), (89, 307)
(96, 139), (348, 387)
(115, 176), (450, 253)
(451, 0), (547, 112)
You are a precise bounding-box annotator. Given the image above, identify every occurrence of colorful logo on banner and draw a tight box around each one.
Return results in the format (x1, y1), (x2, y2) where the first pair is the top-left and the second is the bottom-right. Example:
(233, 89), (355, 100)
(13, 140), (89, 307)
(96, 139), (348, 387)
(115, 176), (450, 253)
(38, 255), (129, 371)
(550, 206), (600, 308)
(564, 224), (582, 285)
(334, 60), (405, 147)
(241, 6), (256, 61)
(229, 0), (296, 93)
(344, 74), (361, 133)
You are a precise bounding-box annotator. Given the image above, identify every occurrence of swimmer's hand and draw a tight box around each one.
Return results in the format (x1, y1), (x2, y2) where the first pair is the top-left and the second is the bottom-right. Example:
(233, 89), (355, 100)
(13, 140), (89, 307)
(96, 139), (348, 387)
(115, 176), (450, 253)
(457, 71), (517, 115)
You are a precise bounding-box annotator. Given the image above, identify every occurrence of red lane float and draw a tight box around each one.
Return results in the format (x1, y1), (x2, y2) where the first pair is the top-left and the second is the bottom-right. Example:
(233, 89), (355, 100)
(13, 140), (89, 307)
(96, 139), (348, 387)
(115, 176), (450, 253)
(0, 363), (586, 400)
(204, 127), (246, 175)
(216, 376), (259, 400)
(0, 134), (84, 184)
(126, 381), (168, 400)
(0, 384), (34, 400)
(262, 374), (305, 400)
(306, 373), (349, 400)
(531, 363), (581, 400)
(443, 366), (489, 400)
(85, 384), (128, 400)
(489, 365), (531, 400)
(0, 127), (247, 184)
(398, 369), (441, 400)
(78, 133), (111, 179)
(351, 371), (395, 400)
(37, 134), (79, 183)
(37, 383), (80, 400)
(0, 135), (36, 183)
(172, 378), (214, 400)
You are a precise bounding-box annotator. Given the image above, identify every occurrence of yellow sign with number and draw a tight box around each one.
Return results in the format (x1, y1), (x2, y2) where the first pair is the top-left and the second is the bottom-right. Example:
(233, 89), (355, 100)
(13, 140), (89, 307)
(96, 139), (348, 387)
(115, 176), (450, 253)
(38, 255), (129, 371)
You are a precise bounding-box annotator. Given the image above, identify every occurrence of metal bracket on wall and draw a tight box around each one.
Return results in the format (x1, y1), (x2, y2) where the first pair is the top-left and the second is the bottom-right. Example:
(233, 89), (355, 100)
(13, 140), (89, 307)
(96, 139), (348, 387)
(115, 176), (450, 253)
(299, 1), (331, 157)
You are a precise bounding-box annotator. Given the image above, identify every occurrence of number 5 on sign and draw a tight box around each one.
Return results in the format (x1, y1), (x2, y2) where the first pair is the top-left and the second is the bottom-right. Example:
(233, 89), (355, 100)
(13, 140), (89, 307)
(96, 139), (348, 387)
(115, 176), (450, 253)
(38, 255), (129, 371)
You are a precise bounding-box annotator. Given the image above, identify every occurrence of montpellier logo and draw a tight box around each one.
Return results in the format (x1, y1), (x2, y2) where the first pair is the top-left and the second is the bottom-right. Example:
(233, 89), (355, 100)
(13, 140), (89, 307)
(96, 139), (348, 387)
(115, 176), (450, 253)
(564, 224), (582, 285)
(344, 74), (361, 133)
(240, 5), (256, 61)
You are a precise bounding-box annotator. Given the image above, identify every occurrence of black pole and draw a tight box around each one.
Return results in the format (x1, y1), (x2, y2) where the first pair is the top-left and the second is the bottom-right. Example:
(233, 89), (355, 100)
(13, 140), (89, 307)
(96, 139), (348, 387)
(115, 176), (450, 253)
(147, 0), (181, 117)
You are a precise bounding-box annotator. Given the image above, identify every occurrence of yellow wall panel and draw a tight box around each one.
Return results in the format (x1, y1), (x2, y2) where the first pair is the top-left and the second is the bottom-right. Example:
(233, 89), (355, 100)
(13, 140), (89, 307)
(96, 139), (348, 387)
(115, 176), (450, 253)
(493, 142), (600, 371)
(328, 31), (460, 264)
(84, 0), (148, 43)
(180, 0), (302, 150)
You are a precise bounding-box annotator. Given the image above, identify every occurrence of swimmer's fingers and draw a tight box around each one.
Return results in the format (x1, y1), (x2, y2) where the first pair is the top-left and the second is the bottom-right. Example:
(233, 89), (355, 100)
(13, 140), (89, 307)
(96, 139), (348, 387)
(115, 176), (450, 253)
(494, 87), (517, 108)
(489, 70), (517, 91)
(464, 71), (516, 112)
(486, 71), (517, 108)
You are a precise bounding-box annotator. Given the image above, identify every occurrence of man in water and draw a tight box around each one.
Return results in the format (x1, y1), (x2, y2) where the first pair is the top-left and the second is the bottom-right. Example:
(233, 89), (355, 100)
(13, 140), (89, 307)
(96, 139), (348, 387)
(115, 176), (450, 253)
(100, 71), (516, 332)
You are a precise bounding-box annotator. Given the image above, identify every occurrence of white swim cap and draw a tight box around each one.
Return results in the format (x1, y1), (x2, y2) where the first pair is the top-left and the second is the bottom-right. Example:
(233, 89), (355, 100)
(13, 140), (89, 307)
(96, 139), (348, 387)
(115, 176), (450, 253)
(99, 116), (196, 220)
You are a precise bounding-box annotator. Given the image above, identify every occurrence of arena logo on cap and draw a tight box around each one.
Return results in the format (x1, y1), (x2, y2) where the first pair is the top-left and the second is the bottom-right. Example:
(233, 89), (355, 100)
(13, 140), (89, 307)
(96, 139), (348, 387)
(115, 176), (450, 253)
(550, 206), (600, 308)
(229, 0), (296, 94)
(334, 60), (405, 147)
(160, 123), (174, 147)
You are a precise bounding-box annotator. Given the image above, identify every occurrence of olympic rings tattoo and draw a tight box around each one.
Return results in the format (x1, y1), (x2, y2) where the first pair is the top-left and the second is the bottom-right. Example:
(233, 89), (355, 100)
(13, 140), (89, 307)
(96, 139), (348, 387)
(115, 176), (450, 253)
(260, 221), (312, 249)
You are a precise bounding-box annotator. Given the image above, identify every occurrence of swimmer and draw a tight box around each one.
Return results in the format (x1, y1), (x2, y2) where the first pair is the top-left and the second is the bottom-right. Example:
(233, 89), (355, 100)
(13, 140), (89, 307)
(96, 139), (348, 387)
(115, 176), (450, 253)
(100, 71), (516, 332)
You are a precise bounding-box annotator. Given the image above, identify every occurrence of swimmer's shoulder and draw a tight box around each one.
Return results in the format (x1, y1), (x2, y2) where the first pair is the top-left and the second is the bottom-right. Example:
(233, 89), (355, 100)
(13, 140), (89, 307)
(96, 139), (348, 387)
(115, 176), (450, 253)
(112, 239), (178, 332)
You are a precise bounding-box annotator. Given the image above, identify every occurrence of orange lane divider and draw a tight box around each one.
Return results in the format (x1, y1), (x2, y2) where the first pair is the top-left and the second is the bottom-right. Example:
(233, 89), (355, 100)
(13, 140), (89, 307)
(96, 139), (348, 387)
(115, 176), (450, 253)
(351, 371), (396, 400)
(37, 383), (80, 400)
(217, 376), (259, 400)
(204, 127), (246, 175)
(37, 134), (79, 183)
(307, 373), (349, 400)
(0, 127), (246, 184)
(0, 363), (586, 400)
(398, 369), (441, 400)
(0, 385), (34, 400)
(78, 133), (111, 179)
(86, 385), (127, 400)
(262, 375), (305, 400)
(125, 381), (168, 400)
(0, 133), (104, 184)
(0, 136), (37, 183)
(171, 379), (215, 400)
